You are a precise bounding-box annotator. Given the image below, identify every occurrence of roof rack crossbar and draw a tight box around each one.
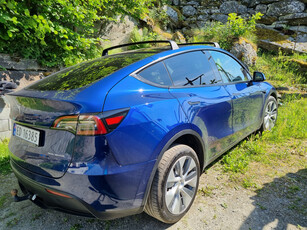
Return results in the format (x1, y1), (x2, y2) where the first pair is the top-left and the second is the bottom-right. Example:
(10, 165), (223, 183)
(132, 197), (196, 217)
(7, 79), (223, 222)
(178, 42), (220, 48)
(102, 40), (179, 56)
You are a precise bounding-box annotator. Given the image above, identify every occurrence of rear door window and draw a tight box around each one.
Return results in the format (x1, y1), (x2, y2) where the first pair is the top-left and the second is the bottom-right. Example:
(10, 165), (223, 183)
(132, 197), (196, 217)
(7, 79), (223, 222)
(164, 51), (221, 87)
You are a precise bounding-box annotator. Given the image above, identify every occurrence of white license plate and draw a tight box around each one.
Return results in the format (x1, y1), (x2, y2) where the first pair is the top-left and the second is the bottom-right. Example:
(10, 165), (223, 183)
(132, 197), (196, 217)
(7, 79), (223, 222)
(13, 124), (40, 146)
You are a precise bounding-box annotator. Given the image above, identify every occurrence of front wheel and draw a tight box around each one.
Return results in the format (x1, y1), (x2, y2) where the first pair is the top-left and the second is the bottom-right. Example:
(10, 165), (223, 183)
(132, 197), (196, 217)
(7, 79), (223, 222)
(261, 96), (278, 131)
(145, 144), (200, 223)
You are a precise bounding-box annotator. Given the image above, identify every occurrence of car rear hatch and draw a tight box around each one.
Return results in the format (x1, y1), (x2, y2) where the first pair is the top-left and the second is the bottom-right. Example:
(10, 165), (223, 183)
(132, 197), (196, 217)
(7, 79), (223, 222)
(7, 94), (83, 178)
(7, 52), (157, 178)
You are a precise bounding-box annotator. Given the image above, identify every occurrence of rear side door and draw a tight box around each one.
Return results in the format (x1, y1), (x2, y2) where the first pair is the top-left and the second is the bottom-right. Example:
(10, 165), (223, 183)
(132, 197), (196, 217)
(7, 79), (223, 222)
(166, 51), (233, 162)
(208, 50), (264, 140)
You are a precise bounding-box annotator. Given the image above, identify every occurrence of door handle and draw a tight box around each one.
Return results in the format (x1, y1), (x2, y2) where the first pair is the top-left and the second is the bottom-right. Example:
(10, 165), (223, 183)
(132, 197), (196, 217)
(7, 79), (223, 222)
(188, 101), (200, 105)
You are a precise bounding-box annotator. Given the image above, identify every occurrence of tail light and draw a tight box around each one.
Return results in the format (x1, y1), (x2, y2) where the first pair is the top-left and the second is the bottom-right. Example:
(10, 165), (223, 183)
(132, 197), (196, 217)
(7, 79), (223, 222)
(52, 115), (78, 132)
(77, 115), (107, 135)
(51, 109), (128, 135)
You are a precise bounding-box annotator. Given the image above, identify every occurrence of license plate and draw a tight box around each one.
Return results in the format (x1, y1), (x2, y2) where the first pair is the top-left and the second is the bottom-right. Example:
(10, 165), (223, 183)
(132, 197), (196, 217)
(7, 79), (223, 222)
(13, 124), (40, 146)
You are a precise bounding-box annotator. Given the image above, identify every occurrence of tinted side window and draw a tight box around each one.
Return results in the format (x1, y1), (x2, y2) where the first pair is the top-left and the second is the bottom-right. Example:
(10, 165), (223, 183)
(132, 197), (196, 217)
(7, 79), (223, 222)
(164, 51), (221, 87)
(138, 62), (172, 86)
(209, 51), (249, 83)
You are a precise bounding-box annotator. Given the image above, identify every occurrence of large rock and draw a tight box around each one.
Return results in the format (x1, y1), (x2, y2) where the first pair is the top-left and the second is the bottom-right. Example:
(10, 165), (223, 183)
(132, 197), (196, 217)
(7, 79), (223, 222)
(220, 1), (248, 15)
(197, 14), (209, 27)
(230, 38), (258, 66)
(258, 39), (307, 54)
(255, 4), (268, 14)
(186, 1), (199, 6)
(182, 5), (197, 16)
(211, 14), (229, 23)
(279, 13), (307, 26)
(289, 26), (307, 34)
(257, 15), (278, 25)
(296, 33), (307, 42)
(256, 26), (307, 53)
(172, 0), (180, 5)
(99, 15), (137, 47)
(166, 6), (179, 25)
(267, 0), (305, 17)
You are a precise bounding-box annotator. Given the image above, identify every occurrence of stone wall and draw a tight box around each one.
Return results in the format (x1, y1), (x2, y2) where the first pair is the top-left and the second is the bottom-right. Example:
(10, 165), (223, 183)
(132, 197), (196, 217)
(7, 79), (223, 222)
(0, 54), (52, 139)
(169, 0), (306, 27)
(165, 0), (307, 54)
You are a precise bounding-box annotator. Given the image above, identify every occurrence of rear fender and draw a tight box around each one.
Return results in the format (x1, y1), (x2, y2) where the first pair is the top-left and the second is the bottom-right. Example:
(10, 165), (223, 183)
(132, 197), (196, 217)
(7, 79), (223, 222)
(139, 128), (206, 209)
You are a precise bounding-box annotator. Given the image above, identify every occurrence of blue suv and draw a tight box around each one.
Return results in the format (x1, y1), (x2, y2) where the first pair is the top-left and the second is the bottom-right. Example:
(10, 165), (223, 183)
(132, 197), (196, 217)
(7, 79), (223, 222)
(7, 40), (278, 223)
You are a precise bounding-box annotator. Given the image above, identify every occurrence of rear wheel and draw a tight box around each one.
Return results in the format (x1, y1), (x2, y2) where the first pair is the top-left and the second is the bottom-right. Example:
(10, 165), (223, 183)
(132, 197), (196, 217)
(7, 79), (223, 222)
(145, 144), (200, 223)
(261, 96), (278, 131)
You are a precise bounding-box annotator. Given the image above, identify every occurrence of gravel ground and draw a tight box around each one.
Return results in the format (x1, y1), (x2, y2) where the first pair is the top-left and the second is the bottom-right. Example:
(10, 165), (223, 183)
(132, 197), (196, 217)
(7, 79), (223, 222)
(1, 165), (306, 230)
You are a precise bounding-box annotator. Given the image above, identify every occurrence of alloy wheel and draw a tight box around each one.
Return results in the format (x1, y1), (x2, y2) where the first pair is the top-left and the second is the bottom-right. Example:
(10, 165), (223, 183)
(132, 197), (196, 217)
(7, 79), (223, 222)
(165, 156), (198, 215)
(264, 100), (277, 131)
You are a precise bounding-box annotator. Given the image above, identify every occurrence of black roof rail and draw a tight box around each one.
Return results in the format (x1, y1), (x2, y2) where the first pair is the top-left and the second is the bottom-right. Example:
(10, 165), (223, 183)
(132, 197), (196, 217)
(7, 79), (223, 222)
(102, 40), (179, 56)
(178, 42), (220, 48)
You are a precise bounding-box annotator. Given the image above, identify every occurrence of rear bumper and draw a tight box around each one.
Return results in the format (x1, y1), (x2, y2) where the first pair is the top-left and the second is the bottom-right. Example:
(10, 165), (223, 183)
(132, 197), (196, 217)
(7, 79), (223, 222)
(10, 158), (155, 220)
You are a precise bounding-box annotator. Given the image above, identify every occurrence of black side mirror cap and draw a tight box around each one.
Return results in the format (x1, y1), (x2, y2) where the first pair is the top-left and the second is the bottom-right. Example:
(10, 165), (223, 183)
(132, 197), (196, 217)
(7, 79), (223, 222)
(253, 71), (266, 82)
(0, 81), (17, 95)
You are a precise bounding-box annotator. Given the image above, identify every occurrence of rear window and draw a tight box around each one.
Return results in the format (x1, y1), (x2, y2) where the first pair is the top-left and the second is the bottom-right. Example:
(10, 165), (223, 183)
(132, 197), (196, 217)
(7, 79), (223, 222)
(28, 53), (154, 91)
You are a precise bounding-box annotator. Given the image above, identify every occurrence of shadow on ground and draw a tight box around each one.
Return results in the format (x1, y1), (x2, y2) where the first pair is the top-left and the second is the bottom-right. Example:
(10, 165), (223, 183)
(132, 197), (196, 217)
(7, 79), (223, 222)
(239, 169), (307, 230)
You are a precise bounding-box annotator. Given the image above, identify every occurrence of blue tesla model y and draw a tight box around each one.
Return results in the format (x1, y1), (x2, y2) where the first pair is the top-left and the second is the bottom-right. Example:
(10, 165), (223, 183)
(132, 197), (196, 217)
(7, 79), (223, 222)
(7, 40), (278, 223)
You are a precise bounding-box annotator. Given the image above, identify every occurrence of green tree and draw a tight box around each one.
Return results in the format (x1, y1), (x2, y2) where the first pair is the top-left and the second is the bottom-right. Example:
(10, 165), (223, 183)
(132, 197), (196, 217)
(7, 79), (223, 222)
(0, 0), (151, 67)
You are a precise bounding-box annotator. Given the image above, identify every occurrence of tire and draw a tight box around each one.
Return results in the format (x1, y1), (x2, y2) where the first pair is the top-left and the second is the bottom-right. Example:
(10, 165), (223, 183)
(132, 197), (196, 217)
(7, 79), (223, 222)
(145, 144), (200, 223)
(261, 96), (278, 132)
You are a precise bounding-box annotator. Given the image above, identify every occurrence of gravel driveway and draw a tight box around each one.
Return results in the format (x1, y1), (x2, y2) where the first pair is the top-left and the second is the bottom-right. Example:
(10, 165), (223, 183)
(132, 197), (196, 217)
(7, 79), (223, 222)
(1, 164), (306, 230)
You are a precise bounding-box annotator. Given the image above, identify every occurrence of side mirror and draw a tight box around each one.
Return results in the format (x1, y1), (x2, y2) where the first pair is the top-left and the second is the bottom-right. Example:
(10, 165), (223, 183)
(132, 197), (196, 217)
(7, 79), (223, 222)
(0, 81), (17, 95)
(253, 71), (266, 82)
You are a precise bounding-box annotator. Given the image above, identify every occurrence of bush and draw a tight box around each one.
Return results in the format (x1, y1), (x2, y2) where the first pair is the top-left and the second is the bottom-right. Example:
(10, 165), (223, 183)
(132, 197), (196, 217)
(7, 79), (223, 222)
(190, 13), (263, 50)
(0, 0), (151, 67)
(128, 27), (160, 49)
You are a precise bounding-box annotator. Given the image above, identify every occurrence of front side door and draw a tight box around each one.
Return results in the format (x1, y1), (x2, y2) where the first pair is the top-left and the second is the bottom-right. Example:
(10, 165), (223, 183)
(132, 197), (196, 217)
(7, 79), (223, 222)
(208, 50), (265, 140)
(166, 51), (233, 162)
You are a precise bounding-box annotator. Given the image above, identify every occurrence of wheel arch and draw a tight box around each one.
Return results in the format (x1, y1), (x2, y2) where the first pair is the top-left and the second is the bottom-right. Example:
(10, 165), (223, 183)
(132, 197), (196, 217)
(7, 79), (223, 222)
(269, 90), (278, 101)
(141, 129), (205, 209)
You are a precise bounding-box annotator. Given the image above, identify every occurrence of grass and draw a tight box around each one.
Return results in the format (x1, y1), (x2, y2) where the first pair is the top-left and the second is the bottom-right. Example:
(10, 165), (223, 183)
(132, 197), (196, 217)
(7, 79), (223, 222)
(199, 186), (216, 197)
(0, 195), (6, 208)
(0, 139), (11, 175)
(251, 50), (307, 85)
(6, 217), (19, 227)
(221, 97), (306, 175)
(220, 97), (307, 195)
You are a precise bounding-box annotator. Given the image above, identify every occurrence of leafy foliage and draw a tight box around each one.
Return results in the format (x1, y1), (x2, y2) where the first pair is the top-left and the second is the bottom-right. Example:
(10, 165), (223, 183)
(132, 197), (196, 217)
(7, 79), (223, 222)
(128, 27), (160, 49)
(190, 13), (263, 50)
(0, 0), (151, 67)
(0, 139), (11, 175)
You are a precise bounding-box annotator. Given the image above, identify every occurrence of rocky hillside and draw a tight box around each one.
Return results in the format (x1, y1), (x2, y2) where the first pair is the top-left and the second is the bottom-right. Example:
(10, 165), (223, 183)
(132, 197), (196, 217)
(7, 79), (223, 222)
(164, 0), (306, 53)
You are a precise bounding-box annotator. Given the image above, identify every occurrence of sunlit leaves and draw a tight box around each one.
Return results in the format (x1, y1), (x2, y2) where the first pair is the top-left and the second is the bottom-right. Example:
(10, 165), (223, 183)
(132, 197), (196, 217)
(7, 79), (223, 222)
(0, 0), (151, 67)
